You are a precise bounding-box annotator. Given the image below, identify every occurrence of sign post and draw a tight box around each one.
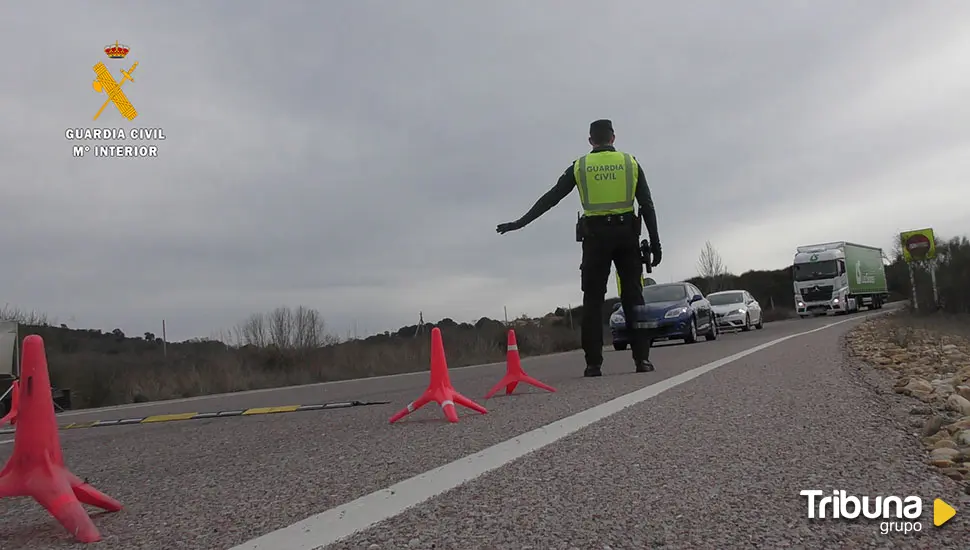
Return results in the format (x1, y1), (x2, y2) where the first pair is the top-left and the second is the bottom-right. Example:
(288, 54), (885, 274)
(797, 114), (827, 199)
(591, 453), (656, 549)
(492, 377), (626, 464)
(899, 227), (937, 310)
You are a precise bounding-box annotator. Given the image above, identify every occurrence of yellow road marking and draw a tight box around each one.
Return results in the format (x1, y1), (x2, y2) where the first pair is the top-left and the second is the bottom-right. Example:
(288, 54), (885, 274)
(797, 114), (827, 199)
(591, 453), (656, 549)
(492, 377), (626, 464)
(242, 406), (301, 415)
(141, 412), (198, 423)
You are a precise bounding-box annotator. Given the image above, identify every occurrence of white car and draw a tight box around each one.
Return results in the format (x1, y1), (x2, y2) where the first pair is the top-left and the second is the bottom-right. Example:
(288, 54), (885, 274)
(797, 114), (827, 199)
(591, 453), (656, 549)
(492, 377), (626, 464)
(707, 290), (763, 332)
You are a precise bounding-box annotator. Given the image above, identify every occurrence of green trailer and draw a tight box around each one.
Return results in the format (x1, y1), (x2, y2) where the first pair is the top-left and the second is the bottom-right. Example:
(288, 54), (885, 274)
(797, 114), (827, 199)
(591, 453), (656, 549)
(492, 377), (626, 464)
(792, 241), (888, 317)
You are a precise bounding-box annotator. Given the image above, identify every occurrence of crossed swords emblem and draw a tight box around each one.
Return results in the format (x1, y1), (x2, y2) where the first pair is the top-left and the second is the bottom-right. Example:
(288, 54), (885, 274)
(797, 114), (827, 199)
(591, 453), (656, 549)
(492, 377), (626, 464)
(91, 61), (138, 121)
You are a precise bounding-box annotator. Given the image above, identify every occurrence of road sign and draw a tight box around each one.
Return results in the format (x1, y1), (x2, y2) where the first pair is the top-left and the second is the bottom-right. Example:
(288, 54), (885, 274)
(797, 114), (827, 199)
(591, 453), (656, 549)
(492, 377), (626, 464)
(899, 228), (936, 263)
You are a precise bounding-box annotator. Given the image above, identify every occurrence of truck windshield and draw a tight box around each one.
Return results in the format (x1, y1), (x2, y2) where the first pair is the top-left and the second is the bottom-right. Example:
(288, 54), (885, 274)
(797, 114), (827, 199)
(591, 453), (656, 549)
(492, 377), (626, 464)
(793, 260), (838, 282)
(709, 292), (744, 306)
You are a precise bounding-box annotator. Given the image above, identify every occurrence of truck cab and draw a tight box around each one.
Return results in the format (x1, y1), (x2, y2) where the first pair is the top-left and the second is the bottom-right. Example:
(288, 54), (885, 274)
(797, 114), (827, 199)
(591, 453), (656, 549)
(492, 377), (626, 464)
(792, 246), (855, 317)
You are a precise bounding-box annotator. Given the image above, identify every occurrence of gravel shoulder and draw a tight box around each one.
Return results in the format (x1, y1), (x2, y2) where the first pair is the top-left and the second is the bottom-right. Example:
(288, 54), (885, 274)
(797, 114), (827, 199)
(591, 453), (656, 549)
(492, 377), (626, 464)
(331, 318), (968, 550)
(845, 312), (970, 490)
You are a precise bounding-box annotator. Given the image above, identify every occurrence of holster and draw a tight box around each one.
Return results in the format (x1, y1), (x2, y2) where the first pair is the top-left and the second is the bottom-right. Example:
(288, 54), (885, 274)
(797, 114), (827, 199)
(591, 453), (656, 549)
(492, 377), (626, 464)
(575, 212), (588, 242)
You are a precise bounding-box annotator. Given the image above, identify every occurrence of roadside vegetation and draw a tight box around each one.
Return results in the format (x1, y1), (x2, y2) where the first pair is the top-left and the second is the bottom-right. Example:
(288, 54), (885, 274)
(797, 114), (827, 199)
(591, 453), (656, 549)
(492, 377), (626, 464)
(11, 233), (966, 410)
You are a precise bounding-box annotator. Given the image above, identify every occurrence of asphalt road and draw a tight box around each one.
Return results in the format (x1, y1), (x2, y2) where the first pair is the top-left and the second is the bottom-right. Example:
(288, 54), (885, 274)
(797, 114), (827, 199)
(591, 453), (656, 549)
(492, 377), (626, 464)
(1, 304), (967, 549)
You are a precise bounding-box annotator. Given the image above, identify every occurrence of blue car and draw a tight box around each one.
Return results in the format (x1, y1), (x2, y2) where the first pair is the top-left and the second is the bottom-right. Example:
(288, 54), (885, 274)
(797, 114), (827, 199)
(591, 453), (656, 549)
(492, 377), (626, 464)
(609, 282), (719, 350)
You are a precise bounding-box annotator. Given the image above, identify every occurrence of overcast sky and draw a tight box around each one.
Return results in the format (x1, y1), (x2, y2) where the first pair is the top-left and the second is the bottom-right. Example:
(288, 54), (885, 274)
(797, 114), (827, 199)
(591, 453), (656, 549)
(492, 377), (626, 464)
(2, 1), (968, 342)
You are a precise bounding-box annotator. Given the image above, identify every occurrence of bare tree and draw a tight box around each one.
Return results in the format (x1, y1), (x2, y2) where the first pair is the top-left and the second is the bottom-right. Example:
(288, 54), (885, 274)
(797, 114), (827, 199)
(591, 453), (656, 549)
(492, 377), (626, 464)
(268, 306), (294, 349)
(697, 241), (728, 279)
(232, 305), (337, 350)
(697, 241), (732, 292)
(293, 305), (339, 349)
(233, 312), (269, 348)
(0, 304), (51, 325)
(889, 232), (904, 262)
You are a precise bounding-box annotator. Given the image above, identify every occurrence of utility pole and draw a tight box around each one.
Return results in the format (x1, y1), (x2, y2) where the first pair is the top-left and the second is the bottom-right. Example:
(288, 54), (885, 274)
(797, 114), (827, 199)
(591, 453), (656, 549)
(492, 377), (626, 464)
(161, 319), (168, 358)
(414, 311), (425, 337)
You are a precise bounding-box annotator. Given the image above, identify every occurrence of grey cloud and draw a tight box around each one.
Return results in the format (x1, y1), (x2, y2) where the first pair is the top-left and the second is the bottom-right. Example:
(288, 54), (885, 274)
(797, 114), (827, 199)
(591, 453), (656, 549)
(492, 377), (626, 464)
(2, 1), (967, 341)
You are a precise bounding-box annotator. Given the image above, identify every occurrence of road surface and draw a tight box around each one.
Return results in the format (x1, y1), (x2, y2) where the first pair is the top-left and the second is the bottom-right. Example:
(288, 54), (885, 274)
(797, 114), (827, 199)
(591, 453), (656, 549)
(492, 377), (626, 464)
(1, 305), (966, 549)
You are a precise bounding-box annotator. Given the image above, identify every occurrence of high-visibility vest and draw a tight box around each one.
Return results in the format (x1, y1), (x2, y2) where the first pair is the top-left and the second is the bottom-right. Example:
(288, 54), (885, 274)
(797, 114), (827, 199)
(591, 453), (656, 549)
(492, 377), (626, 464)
(616, 270), (646, 296)
(572, 150), (638, 216)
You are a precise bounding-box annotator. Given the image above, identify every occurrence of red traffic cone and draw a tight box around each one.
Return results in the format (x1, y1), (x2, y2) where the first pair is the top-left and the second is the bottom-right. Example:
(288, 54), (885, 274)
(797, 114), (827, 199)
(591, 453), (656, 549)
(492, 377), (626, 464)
(485, 329), (556, 399)
(0, 379), (20, 426)
(0, 335), (122, 543)
(389, 327), (488, 424)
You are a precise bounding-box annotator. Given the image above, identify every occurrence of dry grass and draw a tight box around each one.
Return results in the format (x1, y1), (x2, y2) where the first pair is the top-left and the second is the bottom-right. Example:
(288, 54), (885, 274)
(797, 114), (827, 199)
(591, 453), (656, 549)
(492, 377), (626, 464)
(36, 322), (582, 409)
(882, 309), (970, 347)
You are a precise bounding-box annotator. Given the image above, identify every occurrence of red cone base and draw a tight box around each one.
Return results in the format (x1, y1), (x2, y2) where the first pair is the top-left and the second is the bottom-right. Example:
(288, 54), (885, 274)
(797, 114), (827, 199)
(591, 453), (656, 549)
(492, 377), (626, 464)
(0, 457), (122, 543)
(0, 379), (19, 426)
(0, 335), (122, 543)
(389, 327), (487, 424)
(485, 329), (556, 399)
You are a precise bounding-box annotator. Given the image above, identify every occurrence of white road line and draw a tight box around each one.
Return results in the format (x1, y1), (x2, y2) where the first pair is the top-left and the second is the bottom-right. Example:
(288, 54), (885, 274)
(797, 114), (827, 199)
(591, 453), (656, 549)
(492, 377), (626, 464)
(0, 439), (12, 446)
(229, 315), (862, 550)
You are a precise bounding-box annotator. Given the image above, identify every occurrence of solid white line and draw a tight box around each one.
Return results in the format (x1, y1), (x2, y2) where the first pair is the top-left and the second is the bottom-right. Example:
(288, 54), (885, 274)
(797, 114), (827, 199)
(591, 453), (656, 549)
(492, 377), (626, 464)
(0, 439), (12, 446)
(229, 315), (861, 550)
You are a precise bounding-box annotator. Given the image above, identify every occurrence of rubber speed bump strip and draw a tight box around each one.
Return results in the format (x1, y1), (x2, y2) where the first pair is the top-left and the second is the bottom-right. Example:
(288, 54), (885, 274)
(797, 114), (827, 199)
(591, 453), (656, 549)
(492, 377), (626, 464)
(0, 400), (389, 434)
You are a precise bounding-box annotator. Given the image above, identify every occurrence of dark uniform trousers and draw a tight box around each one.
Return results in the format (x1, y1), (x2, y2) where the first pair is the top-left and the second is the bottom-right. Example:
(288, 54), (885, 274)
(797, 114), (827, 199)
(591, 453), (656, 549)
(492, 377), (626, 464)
(579, 213), (650, 367)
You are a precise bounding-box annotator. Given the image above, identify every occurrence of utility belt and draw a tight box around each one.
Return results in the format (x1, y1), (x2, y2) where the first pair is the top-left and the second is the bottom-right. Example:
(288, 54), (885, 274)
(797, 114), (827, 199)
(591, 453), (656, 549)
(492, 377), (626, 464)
(576, 211), (640, 242)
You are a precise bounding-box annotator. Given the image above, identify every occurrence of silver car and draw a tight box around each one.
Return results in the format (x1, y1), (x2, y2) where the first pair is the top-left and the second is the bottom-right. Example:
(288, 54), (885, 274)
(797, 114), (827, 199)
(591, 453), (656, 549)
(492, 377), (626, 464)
(707, 290), (764, 332)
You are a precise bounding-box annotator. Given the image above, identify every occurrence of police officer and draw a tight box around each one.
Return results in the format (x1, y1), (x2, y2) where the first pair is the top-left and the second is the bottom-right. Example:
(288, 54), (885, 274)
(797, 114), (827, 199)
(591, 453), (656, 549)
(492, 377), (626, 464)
(496, 119), (662, 376)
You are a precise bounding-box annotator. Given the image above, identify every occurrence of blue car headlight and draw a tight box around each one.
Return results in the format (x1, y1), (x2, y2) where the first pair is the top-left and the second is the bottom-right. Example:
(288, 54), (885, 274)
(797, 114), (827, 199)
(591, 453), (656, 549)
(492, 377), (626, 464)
(664, 307), (689, 319)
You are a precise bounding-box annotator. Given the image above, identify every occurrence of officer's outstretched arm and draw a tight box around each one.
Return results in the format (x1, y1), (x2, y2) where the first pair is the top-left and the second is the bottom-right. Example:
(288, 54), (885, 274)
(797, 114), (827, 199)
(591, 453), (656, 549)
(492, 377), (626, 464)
(514, 168), (576, 228)
(634, 165), (661, 246)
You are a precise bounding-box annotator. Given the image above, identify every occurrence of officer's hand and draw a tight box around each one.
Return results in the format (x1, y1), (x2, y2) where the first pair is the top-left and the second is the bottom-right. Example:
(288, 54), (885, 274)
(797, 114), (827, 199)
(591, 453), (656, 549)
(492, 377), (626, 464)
(496, 221), (521, 235)
(650, 243), (663, 267)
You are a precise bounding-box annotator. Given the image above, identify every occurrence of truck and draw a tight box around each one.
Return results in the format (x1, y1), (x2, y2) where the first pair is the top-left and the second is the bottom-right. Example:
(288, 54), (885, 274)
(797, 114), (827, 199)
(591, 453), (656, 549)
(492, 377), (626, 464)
(792, 241), (889, 318)
(0, 322), (72, 417)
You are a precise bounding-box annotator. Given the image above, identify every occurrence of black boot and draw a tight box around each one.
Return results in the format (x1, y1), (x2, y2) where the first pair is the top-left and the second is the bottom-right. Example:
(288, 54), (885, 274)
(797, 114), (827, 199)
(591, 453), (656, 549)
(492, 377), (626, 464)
(632, 329), (654, 373)
(635, 359), (654, 373)
(584, 364), (603, 377)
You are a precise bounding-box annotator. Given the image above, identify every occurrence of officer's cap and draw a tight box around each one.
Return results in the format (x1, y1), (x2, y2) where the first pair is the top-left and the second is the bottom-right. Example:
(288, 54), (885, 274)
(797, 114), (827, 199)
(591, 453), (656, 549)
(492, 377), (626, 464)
(589, 119), (614, 136)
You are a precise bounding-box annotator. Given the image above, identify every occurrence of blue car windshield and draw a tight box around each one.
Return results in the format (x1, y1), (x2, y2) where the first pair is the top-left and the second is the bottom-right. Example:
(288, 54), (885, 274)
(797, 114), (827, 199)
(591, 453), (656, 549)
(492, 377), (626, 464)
(642, 285), (687, 303)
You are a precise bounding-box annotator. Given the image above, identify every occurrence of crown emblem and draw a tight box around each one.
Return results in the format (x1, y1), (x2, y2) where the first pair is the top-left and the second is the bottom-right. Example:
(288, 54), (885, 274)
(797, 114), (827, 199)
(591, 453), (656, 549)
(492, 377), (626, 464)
(104, 41), (130, 59)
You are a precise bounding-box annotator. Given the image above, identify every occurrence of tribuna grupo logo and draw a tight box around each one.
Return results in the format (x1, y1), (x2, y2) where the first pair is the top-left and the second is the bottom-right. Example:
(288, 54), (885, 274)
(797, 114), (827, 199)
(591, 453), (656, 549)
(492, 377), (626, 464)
(801, 490), (923, 534)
